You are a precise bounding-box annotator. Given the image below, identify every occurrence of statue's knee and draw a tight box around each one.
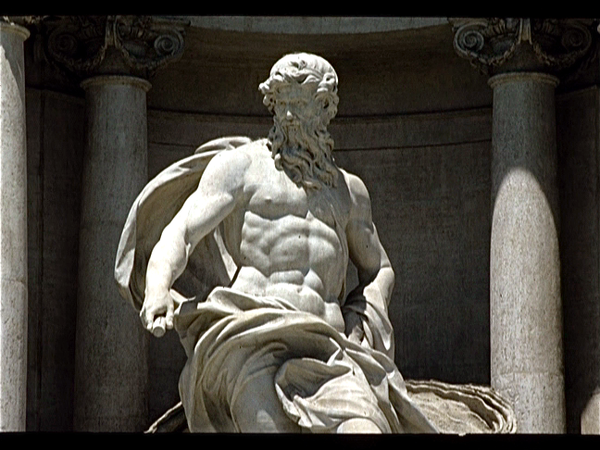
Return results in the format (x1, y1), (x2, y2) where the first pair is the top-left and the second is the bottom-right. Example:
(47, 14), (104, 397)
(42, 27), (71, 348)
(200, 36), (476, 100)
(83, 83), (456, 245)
(337, 418), (382, 434)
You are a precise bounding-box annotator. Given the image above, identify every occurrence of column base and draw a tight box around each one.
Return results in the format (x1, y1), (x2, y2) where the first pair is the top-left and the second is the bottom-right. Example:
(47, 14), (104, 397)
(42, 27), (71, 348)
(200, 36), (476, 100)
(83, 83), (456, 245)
(493, 371), (565, 433)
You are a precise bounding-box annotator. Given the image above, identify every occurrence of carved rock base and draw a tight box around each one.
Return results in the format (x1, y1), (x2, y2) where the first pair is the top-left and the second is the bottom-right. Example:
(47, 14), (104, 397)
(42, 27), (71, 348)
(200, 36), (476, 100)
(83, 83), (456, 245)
(405, 380), (516, 434)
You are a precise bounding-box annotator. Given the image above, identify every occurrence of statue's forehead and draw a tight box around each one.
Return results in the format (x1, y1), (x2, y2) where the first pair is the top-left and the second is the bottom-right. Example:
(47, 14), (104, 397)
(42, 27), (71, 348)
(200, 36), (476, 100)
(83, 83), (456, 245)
(273, 82), (317, 100)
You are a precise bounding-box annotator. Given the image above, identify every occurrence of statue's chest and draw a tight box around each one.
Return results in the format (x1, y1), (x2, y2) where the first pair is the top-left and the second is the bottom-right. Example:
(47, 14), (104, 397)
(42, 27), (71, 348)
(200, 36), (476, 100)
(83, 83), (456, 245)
(246, 175), (348, 229)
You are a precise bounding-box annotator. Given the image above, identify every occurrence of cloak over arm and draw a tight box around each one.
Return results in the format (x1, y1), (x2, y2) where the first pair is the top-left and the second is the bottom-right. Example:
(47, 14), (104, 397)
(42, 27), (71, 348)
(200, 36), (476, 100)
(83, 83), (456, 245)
(114, 137), (252, 312)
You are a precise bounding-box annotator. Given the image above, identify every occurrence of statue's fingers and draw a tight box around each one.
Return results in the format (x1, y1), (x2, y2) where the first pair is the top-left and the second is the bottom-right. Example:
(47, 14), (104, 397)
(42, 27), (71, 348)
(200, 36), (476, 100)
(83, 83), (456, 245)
(165, 306), (174, 330)
(145, 310), (158, 332)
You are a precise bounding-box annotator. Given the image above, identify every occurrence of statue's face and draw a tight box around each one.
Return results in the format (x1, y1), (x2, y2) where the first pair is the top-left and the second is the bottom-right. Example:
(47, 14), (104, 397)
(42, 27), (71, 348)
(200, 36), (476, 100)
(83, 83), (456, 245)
(267, 78), (338, 190)
(272, 83), (322, 131)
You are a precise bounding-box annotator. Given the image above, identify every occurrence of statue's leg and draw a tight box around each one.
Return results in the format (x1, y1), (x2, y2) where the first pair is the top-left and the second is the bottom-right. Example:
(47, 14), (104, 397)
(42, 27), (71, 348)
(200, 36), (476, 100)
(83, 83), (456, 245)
(230, 366), (302, 433)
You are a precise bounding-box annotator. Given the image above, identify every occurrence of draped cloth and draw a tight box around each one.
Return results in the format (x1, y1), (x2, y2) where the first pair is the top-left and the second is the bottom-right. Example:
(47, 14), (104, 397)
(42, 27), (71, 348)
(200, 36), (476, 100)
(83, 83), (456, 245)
(114, 137), (251, 312)
(175, 287), (437, 433)
(114, 136), (437, 433)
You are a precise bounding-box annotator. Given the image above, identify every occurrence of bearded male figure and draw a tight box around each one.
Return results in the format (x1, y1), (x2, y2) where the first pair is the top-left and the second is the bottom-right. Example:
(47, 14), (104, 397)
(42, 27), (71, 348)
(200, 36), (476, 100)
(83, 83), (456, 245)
(115, 53), (437, 434)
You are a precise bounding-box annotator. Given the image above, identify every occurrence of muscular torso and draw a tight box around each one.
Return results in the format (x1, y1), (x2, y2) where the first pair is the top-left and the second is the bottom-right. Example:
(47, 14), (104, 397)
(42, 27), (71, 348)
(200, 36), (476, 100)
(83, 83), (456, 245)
(222, 143), (352, 332)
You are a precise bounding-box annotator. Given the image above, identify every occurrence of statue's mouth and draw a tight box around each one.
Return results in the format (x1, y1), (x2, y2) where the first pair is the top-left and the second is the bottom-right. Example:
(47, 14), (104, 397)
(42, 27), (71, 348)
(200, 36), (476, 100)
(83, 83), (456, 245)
(280, 119), (300, 129)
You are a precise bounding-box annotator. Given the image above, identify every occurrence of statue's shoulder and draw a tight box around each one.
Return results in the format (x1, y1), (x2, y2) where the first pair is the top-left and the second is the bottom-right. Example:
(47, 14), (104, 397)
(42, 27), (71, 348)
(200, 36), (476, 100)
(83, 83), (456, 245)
(339, 168), (371, 202)
(200, 138), (270, 175)
(236, 138), (271, 158)
(209, 138), (269, 160)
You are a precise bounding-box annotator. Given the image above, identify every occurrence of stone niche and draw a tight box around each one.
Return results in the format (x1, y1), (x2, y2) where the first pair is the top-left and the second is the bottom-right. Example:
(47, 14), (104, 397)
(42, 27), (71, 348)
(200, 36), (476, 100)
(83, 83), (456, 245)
(23, 16), (600, 433)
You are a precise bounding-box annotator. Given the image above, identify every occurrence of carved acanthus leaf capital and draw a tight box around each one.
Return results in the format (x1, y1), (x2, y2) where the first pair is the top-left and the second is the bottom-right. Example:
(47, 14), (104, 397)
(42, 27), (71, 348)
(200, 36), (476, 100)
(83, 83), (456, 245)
(451, 18), (597, 76)
(38, 15), (187, 80)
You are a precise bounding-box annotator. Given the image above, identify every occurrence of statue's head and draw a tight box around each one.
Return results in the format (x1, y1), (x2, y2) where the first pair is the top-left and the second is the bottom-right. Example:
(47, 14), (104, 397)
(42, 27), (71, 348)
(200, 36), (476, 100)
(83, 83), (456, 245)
(259, 53), (339, 190)
(259, 52), (339, 125)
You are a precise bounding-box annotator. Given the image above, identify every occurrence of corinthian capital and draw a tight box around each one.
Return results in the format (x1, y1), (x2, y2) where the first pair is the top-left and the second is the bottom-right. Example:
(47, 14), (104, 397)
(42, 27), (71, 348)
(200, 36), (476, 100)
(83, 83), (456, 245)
(38, 15), (187, 79)
(451, 18), (597, 76)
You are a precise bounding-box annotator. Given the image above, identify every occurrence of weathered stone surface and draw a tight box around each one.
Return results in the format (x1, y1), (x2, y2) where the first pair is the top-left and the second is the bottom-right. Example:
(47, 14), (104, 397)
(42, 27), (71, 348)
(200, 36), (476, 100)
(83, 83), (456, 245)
(182, 16), (448, 35)
(145, 379), (517, 434)
(406, 380), (516, 434)
(147, 21), (492, 117)
(26, 90), (84, 431)
(452, 18), (596, 76)
(73, 75), (151, 431)
(337, 142), (491, 385)
(450, 18), (597, 433)
(0, 18), (30, 431)
(557, 87), (600, 434)
(489, 72), (565, 433)
(38, 16), (186, 80)
(43, 15), (192, 431)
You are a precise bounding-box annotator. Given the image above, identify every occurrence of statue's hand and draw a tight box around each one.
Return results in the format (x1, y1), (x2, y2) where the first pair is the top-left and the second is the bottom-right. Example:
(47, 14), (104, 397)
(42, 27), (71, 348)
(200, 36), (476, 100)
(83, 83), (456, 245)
(140, 290), (175, 338)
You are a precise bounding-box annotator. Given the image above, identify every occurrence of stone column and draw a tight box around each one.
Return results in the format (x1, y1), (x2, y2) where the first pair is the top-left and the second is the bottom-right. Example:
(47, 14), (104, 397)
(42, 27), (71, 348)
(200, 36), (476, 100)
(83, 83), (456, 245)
(488, 71), (563, 433)
(40, 16), (185, 431)
(0, 18), (30, 431)
(452, 18), (595, 433)
(74, 75), (151, 431)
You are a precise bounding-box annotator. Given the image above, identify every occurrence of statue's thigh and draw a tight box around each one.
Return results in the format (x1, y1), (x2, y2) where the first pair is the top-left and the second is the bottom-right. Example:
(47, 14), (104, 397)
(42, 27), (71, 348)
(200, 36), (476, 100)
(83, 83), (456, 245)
(230, 366), (301, 433)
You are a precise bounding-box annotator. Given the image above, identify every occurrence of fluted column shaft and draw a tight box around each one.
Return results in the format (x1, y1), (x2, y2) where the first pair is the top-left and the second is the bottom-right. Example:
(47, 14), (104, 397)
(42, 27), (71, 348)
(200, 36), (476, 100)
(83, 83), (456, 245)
(0, 20), (29, 431)
(489, 72), (564, 433)
(73, 76), (150, 431)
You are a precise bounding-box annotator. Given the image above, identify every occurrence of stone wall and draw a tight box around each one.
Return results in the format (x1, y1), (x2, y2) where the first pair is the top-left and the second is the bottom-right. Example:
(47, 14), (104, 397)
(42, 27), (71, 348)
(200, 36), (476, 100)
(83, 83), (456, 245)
(334, 113), (492, 385)
(25, 89), (84, 430)
(557, 86), (600, 433)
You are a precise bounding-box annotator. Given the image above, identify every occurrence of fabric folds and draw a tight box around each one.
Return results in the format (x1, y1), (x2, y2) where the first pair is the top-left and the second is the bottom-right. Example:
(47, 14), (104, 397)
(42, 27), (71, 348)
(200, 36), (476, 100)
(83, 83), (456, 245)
(175, 287), (437, 433)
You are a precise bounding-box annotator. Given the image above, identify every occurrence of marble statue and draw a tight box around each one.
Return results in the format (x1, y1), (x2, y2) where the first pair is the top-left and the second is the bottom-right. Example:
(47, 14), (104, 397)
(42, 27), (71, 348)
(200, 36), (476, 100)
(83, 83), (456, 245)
(115, 52), (438, 433)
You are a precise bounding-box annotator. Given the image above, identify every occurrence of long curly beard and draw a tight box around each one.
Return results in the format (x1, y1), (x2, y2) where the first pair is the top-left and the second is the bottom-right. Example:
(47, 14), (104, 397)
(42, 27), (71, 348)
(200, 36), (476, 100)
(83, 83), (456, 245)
(268, 116), (338, 191)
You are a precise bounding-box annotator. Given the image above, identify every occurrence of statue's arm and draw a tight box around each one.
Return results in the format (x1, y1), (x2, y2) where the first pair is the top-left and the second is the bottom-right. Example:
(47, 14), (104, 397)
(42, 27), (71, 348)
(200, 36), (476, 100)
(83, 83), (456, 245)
(140, 150), (249, 335)
(344, 173), (396, 355)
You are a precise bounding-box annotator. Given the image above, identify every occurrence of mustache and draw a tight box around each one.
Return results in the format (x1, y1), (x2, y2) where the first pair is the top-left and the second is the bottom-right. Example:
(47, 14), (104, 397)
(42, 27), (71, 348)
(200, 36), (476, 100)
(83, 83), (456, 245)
(275, 117), (322, 143)
(279, 115), (300, 125)
(277, 117), (307, 133)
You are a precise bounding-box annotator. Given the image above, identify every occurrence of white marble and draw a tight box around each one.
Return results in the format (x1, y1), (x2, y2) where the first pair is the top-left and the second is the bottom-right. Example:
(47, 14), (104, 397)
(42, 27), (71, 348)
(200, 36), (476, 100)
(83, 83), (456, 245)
(146, 380), (517, 434)
(116, 53), (438, 433)
(0, 19), (29, 431)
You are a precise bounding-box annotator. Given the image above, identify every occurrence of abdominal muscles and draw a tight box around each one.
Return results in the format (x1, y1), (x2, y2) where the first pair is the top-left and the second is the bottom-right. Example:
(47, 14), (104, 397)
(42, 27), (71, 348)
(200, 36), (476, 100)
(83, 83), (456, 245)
(230, 211), (347, 332)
